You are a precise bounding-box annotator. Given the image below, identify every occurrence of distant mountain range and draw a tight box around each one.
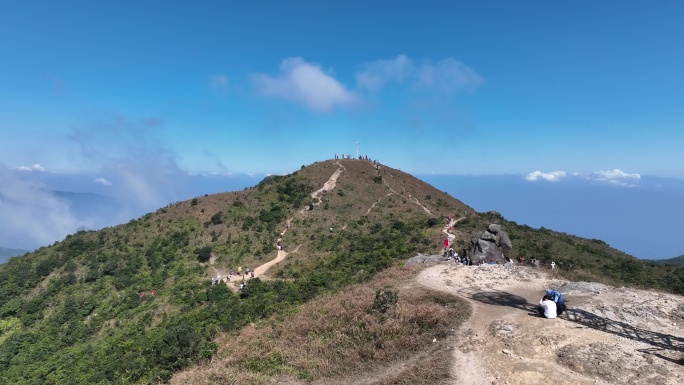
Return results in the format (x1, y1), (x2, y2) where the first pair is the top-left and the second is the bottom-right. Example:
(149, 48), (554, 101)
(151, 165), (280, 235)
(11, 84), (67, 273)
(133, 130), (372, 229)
(0, 246), (30, 263)
(648, 255), (684, 266)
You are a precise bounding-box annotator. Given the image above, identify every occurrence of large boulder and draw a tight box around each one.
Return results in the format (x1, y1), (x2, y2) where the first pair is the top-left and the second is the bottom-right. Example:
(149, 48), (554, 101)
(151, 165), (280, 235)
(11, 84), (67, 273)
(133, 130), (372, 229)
(469, 224), (512, 264)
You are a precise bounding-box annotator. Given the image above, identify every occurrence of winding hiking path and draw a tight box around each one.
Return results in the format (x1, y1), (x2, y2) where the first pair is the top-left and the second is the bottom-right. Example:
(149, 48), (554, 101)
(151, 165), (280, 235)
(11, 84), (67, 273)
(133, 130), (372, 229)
(238, 162), (347, 282)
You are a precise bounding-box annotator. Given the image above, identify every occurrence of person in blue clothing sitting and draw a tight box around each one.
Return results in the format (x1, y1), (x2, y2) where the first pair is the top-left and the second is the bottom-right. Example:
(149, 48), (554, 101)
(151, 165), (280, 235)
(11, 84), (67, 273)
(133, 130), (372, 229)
(545, 289), (566, 315)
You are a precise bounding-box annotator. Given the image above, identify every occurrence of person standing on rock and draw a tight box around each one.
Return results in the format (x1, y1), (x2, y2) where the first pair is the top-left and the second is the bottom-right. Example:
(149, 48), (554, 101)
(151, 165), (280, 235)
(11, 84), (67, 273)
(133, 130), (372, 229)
(545, 289), (566, 315)
(538, 295), (557, 319)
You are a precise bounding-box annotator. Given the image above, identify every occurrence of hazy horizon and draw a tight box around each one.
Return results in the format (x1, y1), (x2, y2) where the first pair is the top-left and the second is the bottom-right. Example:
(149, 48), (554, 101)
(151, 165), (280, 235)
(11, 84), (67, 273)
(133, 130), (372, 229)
(2, 164), (682, 261)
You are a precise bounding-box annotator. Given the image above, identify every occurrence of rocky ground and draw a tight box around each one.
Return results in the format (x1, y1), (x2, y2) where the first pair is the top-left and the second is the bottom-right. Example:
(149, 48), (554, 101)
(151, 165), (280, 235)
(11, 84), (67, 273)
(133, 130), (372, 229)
(416, 262), (684, 385)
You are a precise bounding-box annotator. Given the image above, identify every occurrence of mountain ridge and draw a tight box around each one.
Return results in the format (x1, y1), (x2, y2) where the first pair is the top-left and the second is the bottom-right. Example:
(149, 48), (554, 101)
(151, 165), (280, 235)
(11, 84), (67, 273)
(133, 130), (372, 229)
(0, 158), (682, 384)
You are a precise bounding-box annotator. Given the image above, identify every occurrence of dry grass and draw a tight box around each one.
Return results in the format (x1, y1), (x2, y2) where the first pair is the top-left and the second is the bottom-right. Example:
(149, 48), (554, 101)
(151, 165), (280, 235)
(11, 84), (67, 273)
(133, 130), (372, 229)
(170, 265), (471, 384)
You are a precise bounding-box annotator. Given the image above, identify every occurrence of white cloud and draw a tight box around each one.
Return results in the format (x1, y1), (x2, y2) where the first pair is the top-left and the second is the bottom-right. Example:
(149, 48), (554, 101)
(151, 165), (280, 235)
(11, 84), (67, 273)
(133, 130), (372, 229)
(590, 169), (641, 181)
(356, 54), (414, 90)
(253, 57), (357, 112)
(94, 177), (111, 186)
(16, 164), (46, 172)
(586, 169), (640, 187)
(525, 169), (641, 187)
(525, 171), (567, 182)
(415, 58), (483, 93)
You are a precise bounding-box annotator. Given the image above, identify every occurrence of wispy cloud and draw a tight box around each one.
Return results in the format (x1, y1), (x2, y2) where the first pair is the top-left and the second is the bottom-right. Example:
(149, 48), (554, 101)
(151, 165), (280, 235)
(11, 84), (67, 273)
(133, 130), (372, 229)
(94, 177), (111, 186)
(356, 54), (414, 90)
(0, 167), (85, 248)
(68, 111), (187, 208)
(526, 169), (641, 187)
(16, 164), (46, 172)
(356, 55), (483, 93)
(253, 57), (357, 112)
(415, 58), (483, 93)
(209, 73), (229, 92)
(525, 171), (567, 182)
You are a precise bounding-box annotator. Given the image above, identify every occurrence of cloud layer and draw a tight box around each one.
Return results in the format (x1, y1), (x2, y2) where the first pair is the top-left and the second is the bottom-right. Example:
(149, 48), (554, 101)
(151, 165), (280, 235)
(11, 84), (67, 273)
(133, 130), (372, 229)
(0, 168), (85, 249)
(526, 169), (641, 186)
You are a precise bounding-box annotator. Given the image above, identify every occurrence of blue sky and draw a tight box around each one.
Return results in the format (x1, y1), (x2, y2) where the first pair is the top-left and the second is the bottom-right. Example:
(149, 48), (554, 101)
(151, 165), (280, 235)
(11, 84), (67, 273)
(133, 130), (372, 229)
(1, 1), (683, 258)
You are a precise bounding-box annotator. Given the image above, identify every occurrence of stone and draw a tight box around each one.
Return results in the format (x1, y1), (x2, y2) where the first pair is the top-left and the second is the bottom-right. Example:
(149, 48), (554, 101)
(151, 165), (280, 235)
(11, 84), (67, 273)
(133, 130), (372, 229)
(469, 223), (512, 264)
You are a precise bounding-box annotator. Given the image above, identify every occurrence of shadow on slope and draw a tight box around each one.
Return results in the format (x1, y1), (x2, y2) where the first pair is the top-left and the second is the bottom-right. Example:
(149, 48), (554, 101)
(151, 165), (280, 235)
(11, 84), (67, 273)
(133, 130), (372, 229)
(464, 289), (684, 365)
(565, 308), (684, 366)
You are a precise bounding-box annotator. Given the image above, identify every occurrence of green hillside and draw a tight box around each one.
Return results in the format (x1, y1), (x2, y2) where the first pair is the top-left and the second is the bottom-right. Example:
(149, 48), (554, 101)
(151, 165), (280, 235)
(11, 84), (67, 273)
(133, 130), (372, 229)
(1, 159), (682, 384)
(648, 255), (684, 266)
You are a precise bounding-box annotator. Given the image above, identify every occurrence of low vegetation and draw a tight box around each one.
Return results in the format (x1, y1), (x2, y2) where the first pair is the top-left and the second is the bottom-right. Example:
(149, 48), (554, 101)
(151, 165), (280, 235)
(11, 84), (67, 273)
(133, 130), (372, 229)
(0, 159), (682, 384)
(171, 266), (470, 384)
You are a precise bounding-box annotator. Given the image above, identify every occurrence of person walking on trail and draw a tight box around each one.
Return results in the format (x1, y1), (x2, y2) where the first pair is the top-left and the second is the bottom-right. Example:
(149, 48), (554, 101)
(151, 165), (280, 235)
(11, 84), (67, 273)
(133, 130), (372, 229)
(551, 261), (556, 270)
(538, 295), (557, 319)
(545, 289), (567, 315)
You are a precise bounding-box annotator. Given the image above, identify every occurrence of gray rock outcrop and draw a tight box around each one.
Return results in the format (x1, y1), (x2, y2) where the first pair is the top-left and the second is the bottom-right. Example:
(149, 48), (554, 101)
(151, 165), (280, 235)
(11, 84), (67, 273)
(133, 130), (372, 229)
(469, 223), (512, 264)
(405, 253), (446, 265)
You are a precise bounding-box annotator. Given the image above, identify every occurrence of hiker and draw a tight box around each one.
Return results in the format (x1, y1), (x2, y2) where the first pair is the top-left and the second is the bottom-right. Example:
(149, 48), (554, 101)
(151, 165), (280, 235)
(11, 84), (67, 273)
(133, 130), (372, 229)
(239, 281), (245, 290)
(545, 289), (567, 315)
(538, 295), (557, 319)
(550, 261), (556, 269)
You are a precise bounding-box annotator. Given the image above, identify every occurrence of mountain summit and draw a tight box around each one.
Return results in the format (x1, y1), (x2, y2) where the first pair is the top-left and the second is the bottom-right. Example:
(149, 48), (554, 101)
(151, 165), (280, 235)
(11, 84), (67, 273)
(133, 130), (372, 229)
(0, 158), (682, 384)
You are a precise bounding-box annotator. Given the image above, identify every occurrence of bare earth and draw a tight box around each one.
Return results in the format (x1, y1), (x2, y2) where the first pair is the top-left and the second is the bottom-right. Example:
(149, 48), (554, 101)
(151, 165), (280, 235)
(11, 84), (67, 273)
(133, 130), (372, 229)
(416, 263), (684, 385)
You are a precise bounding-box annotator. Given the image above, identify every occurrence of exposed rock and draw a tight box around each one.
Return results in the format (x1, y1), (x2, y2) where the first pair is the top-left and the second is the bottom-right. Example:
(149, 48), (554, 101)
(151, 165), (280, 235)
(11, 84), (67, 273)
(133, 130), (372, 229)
(405, 253), (445, 265)
(469, 224), (512, 264)
(557, 342), (671, 384)
(560, 281), (610, 295)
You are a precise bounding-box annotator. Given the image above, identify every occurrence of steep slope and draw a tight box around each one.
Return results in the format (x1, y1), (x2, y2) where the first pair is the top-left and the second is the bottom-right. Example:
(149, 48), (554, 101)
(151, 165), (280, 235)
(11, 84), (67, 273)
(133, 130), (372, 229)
(0, 159), (471, 384)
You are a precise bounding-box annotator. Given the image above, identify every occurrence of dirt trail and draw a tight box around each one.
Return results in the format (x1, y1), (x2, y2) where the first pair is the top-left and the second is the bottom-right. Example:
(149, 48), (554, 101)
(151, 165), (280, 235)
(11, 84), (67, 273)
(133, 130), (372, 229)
(442, 217), (464, 246)
(416, 263), (684, 385)
(311, 161), (345, 206)
(230, 163), (346, 284)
